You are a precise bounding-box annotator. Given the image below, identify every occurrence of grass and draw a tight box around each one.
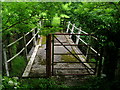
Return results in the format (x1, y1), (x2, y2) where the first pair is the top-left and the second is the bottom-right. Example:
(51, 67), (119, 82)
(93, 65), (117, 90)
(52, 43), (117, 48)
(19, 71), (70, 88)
(10, 56), (27, 77)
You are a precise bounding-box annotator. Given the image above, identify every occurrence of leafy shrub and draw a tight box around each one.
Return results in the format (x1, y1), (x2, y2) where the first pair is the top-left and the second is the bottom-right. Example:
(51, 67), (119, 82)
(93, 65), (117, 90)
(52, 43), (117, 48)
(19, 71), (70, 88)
(2, 76), (20, 89)
(2, 77), (68, 89)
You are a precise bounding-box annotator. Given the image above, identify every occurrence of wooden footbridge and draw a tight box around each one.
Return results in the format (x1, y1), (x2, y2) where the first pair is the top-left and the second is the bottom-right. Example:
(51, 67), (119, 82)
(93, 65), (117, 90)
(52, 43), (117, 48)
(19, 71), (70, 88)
(3, 21), (102, 78)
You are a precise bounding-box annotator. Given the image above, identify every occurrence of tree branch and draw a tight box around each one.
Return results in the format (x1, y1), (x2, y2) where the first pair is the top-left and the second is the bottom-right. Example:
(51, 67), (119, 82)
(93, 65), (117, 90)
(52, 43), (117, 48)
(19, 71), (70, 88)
(3, 14), (37, 31)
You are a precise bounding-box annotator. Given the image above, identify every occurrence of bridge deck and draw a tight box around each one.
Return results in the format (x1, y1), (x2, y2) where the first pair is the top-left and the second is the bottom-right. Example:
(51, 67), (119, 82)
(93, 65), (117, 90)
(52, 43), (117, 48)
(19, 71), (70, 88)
(64, 35), (94, 72)
(22, 34), (94, 77)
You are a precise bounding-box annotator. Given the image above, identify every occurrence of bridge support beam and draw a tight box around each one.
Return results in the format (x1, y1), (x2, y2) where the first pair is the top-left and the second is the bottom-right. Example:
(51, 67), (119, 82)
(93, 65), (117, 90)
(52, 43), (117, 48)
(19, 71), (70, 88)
(46, 34), (52, 78)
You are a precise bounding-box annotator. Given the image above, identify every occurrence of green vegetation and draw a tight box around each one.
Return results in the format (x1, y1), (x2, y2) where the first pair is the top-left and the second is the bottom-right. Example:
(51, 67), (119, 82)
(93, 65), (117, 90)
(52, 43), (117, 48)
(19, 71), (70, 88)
(66, 2), (120, 80)
(20, 78), (68, 88)
(61, 50), (79, 63)
(88, 58), (96, 68)
(2, 76), (68, 89)
(69, 76), (120, 89)
(2, 76), (20, 89)
(90, 58), (96, 62)
(0, 75), (2, 90)
(40, 27), (63, 36)
(60, 14), (70, 18)
(52, 16), (60, 26)
(10, 56), (26, 76)
(61, 55), (78, 63)
(41, 35), (46, 45)
(2, 76), (120, 89)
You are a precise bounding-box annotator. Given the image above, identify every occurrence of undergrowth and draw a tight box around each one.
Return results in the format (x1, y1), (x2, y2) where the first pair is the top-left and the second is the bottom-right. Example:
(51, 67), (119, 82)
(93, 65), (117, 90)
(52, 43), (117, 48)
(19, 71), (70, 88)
(2, 76), (68, 89)
(1, 76), (120, 89)
(10, 56), (26, 77)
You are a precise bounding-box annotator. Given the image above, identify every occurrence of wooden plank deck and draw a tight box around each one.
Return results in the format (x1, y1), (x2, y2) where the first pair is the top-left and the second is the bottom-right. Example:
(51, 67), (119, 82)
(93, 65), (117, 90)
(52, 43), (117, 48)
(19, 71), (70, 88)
(64, 35), (94, 73)
(22, 36), (42, 77)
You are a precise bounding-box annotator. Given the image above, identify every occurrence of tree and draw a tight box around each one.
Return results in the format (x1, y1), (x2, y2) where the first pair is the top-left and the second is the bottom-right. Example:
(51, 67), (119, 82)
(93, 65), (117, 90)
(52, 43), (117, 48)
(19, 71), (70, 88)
(65, 2), (120, 80)
(2, 2), (64, 42)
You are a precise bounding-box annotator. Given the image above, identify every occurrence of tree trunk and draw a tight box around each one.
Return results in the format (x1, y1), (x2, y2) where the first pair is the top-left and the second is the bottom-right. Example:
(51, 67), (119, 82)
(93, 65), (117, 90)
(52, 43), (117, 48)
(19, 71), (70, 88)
(103, 45), (118, 81)
(115, 48), (120, 80)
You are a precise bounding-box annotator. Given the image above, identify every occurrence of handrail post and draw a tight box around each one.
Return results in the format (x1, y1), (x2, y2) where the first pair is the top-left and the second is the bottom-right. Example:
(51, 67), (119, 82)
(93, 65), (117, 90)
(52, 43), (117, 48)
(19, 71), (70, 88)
(85, 35), (91, 62)
(66, 21), (70, 33)
(76, 27), (81, 44)
(46, 34), (52, 78)
(86, 45), (90, 62)
(70, 24), (75, 38)
(23, 33), (28, 59)
(32, 29), (36, 46)
(3, 48), (9, 76)
(37, 21), (41, 45)
(97, 47), (103, 77)
(39, 21), (41, 28)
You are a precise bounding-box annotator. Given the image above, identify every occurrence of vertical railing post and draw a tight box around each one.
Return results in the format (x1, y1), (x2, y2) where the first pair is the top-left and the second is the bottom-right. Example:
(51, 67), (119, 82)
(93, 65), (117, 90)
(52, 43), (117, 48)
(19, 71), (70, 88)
(66, 21), (70, 33)
(37, 23), (41, 45)
(70, 24), (75, 38)
(97, 47), (103, 77)
(86, 46), (90, 62)
(23, 33), (28, 60)
(39, 21), (41, 28)
(76, 27), (81, 44)
(94, 52), (99, 75)
(3, 48), (9, 76)
(85, 35), (91, 62)
(52, 34), (54, 76)
(46, 34), (52, 78)
(32, 29), (36, 46)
